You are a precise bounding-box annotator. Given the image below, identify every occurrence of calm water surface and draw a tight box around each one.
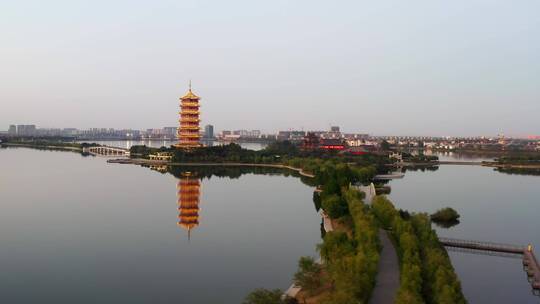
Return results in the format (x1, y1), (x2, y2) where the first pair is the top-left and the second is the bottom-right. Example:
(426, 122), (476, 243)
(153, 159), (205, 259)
(0, 147), (319, 303)
(389, 154), (540, 303)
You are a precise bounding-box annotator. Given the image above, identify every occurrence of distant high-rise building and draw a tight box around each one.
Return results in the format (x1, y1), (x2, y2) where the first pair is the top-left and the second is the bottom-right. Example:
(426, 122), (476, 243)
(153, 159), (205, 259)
(16, 125), (36, 136)
(8, 125), (16, 135)
(162, 127), (177, 137)
(330, 126), (340, 132)
(174, 83), (202, 149)
(204, 124), (214, 139)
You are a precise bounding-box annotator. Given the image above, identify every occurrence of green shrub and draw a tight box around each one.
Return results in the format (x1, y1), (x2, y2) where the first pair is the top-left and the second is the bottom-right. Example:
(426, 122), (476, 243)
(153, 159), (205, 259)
(321, 194), (349, 219)
(430, 207), (460, 223)
(243, 288), (284, 304)
(293, 257), (323, 294)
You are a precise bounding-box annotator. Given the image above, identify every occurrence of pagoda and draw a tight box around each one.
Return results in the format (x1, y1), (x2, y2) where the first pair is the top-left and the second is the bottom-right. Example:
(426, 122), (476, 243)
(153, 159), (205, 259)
(177, 172), (201, 239)
(174, 82), (202, 149)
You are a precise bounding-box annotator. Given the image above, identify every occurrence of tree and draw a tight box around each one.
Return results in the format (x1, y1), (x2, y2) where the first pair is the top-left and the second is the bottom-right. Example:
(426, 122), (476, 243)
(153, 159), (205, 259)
(243, 289), (284, 304)
(430, 207), (460, 223)
(293, 256), (323, 294)
(380, 140), (391, 151)
(321, 194), (348, 219)
(317, 232), (355, 262)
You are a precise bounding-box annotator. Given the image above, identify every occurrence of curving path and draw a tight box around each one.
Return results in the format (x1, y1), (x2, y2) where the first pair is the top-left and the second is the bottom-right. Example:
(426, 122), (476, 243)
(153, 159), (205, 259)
(369, 230), (399, 304)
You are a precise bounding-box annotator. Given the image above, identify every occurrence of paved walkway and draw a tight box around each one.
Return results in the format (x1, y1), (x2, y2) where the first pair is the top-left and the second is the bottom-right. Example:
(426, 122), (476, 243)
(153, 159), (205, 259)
(369, 230), (399, 304)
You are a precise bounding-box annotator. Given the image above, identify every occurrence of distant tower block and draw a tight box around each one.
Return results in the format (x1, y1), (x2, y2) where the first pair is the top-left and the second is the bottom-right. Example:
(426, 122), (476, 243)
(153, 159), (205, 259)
(177, 172), (201, 240)
(174, 82), (202, 149)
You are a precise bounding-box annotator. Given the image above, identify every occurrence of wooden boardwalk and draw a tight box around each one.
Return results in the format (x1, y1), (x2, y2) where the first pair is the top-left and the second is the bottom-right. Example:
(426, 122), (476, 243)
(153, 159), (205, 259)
(440, 237), (540, 290)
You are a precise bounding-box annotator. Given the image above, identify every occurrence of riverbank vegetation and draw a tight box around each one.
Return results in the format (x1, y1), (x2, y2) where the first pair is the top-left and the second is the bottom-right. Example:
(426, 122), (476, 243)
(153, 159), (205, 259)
(243, 289), (293, 304)
(401, 152), (439, 163)
(130, 141), (391, 173)
(496, 154), (540, 164)
(293, 257), (324, 296)
(284, 161), (381, 303)
(372, 196), (466, 304)
(411, 215), (467, 304)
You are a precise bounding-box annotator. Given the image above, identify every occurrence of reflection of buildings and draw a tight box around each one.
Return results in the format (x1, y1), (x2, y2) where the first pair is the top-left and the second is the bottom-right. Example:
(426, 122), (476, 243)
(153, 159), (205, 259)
(149, 164), (168, 173)
(177, 172), (201, 239)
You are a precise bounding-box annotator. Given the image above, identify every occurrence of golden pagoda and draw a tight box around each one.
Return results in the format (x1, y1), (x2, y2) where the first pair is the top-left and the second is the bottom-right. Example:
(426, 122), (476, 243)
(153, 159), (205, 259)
(174, 82), (202, 149)
(177, 172), (201, 239)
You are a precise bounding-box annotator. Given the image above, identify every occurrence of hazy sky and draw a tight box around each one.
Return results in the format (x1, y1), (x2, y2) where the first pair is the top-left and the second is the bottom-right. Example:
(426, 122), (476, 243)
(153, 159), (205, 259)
(1, 0), (539, 136)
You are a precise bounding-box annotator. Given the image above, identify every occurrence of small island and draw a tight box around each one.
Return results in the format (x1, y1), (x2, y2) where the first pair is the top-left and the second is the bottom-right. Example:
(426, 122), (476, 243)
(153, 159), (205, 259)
(430, 207), (461, 228)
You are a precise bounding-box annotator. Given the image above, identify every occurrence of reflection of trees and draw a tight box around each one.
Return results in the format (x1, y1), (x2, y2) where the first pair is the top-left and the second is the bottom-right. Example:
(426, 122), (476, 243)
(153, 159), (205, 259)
(164, 165), (319, 240)
(432, 219), (460, 229)
(402, 165), (440, 173)
(495, 168), (540, 176)
(166, 165), (317, 187)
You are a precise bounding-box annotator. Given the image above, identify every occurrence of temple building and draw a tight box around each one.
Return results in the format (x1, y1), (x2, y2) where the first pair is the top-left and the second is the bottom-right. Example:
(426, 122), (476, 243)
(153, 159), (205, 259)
(174, 83), (202, 149)
(177, 172), (201, 239)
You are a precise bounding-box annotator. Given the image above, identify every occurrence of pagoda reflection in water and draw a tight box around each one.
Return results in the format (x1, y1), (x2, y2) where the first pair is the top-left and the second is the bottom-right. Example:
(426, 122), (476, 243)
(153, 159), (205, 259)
(177, 172), (201, 240)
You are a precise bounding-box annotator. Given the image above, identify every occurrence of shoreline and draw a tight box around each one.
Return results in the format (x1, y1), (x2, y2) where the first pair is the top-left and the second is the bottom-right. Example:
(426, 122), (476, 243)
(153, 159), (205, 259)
(394, 160), (540, 169)
(2, 142), (83, 152)
(4, 144), (540, 170)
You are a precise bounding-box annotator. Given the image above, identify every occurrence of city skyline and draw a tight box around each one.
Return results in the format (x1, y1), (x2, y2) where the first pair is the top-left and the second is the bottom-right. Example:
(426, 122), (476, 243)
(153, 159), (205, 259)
(4, 122), (539, 139)
(2, 1), (539, 136)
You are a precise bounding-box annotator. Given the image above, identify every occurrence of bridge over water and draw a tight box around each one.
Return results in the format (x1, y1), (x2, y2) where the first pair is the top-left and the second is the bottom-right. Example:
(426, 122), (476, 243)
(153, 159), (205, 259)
(440, 237), (540, 292)
(84, 146), (130, 157)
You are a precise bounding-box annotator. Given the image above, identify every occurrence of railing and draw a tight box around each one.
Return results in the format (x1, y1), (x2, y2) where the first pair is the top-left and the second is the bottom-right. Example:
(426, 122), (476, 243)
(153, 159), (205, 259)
(85, 146), (130, 156)
(439, 237), (525, 254)
(441, 237), (540, 290)
(445, 245), (523, 259)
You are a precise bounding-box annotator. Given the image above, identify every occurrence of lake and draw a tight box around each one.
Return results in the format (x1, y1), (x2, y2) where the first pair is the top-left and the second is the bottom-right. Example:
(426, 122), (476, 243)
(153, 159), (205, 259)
(389, 153), (540, 303)
(0, 147), (319, 303)
(2, 147), (539, 303)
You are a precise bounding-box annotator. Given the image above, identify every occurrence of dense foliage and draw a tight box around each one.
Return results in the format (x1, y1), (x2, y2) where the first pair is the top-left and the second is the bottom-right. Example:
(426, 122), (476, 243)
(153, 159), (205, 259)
(401, 153), (439, 163)
(372, 196), (466, 304)
(430, 207), (460, 223)
(411, 215), (467, 304)
(497, 154), (540, 164)
(314, 187), (380, 304)
(242, 288), (292, 304)
(293, 256), (324, 295)
(130, 141), (390, 173)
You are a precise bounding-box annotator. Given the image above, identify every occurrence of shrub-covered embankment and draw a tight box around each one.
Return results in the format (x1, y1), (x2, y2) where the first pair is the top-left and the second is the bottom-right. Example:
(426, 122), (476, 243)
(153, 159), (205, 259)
(372, 196), (466, 304)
